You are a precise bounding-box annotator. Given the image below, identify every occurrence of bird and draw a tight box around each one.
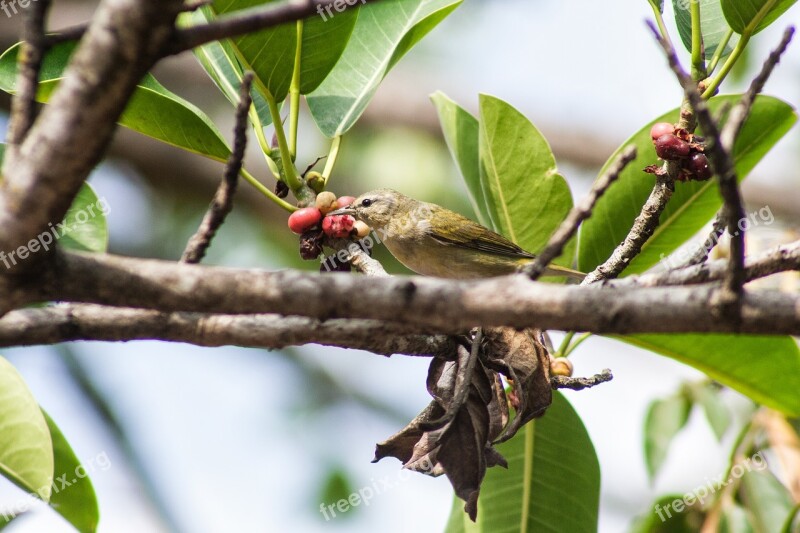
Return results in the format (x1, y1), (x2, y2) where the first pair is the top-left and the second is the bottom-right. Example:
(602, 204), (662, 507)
(331, 188), (584, 280)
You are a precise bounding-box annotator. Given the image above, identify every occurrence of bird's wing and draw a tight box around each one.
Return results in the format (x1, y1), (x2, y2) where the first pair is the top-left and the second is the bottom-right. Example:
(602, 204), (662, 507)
(429, 212), (535, 259)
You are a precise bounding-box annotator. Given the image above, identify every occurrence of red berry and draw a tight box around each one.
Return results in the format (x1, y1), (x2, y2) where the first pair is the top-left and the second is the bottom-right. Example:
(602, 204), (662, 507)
(337, 196), (356, 208)
(288, 207), (322, 234)
(322, 215), (355, 238)
(654, 134), (691, 160)
(688, 152), (712, 180)
(650, 122), (675, 140)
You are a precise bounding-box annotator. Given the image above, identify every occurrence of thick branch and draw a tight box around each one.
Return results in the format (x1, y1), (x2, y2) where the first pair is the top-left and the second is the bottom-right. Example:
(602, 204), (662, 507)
(0, 304), (455, 355)
(0, 0), (184, 257)
(20, 251), (800, 335)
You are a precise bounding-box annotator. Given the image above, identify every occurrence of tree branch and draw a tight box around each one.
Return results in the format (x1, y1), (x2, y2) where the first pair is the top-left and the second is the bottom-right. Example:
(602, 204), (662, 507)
(181, 72), (253, 264)
(525, 146), (636, 280)
(17, 251), (799, 335)
(0, 304), (457, 355)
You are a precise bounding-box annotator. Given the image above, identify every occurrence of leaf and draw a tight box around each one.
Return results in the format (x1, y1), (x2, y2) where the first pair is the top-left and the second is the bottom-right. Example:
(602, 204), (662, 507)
(720, 504), (755, 533)
(673, 0), (739, 58)
(0, 356), (53, 502)
(431, 91), (490, 227)
(620, 335), (800, 416)
(629, 493), (706, 532)
(443, 393), (599, 533)
(308, 0), (463, 137)
(740, 469), (795, 533)
(59, 184), (109, 254)
(691, 382), (731, 441)
(184, 8), (273, 126)
(578, 95), (796, 274)
(721, 0), (798, 35)
(478, 94), (575, 266)
(643, 394), (692, 480)
(208, 0), (358, 100)
(0, 41), (232, 162)
(42, 410), (99, 533)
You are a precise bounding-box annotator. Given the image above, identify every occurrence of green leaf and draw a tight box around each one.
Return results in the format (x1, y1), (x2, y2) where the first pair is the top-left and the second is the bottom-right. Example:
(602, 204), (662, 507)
(720, 504), (755, 533)
(578, 95), (796, 274)
(59, 184), (109, 254)
(444, 393), (599, 532)
(740, 469), (795, 533)
(308, 0), (463, 137)
(620, 335), (800, 416)
(643, 393), (692, 480)
(721, 0), (798, 35)
(431, 92), (490, 227)
(691, 382), (731, 441)
(629, 493), (706, 532)
(649, 0), (664, 13)
(317, 467), (357, 520)
(42, 410), (99, 533)
(184, 8), (273, 127)
(0, 41), (232, 163)
(0, 356), (53, 502)
(673, 0), (739, 58)
(208, 0), (358, 101)
(478, 94), (575, 266)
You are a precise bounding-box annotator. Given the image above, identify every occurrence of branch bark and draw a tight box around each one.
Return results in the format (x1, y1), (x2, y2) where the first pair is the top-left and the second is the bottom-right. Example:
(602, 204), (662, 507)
(14, 251), (798, 336)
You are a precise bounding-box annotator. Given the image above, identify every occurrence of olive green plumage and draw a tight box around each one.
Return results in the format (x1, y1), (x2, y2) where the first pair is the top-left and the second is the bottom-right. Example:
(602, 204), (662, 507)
(335, 189), (584, 280)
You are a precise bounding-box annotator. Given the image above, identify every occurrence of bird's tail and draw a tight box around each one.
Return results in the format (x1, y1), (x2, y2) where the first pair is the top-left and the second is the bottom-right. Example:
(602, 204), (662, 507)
(543, 264), (585, 280)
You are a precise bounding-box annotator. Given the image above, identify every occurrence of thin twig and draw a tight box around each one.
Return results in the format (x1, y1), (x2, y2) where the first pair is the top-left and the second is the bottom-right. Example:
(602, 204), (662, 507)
(611, 239), (800, 288)
(526, 146), (636, 280)
(647, 20), (747, 311)
(6, 0), (52, 147)
(551, 369), (613, 391)
(675, 211), (726, 268)
(170, 0), (379, 54)
(181, 72), (253, 264)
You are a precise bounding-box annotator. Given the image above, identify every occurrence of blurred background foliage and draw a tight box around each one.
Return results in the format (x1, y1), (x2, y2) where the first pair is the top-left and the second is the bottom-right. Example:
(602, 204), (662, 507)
(0, 0), (798, 532)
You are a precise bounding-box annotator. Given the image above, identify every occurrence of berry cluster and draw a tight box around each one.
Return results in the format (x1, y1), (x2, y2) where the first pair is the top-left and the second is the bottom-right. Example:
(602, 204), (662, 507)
(650, 122), (711, 181)
(287, 192), (370, 263)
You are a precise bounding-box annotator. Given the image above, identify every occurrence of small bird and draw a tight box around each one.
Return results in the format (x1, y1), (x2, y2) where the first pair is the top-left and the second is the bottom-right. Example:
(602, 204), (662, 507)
(332, 188), (584, 280)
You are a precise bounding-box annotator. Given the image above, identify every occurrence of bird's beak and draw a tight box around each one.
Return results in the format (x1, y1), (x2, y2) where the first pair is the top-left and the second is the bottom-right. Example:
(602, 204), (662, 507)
(329, 205), (356, 216)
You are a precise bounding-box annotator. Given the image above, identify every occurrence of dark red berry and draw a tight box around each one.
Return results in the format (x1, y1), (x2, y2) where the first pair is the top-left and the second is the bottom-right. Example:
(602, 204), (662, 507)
(650, 122), (675, 140)
(654, 134), (691, 160)
(299, 230), (324, 260)
(688, 152), (712, 180)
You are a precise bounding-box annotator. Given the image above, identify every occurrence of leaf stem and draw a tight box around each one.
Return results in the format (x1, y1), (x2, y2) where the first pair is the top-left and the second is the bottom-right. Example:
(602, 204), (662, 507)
(690, 0), (707, 80)
(289, 20), (303, 159)
(706, 28), (734, 74)
(321, 135), (342, 183)
(649, 2), (674, 51)
(265, 89), (311, 205)
(702, 0), (777, 98)
(555, 331), (575, 357)
(564, 333), (592, 357)
(240, 168), (297, 212)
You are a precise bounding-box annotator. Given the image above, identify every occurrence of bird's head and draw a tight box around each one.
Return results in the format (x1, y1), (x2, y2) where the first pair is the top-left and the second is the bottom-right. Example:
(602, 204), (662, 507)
(331, 189), (411, 231)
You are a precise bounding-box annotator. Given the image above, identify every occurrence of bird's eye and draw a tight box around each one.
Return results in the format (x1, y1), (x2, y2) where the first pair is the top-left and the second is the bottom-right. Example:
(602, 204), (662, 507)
(361, 198), (372, 207)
